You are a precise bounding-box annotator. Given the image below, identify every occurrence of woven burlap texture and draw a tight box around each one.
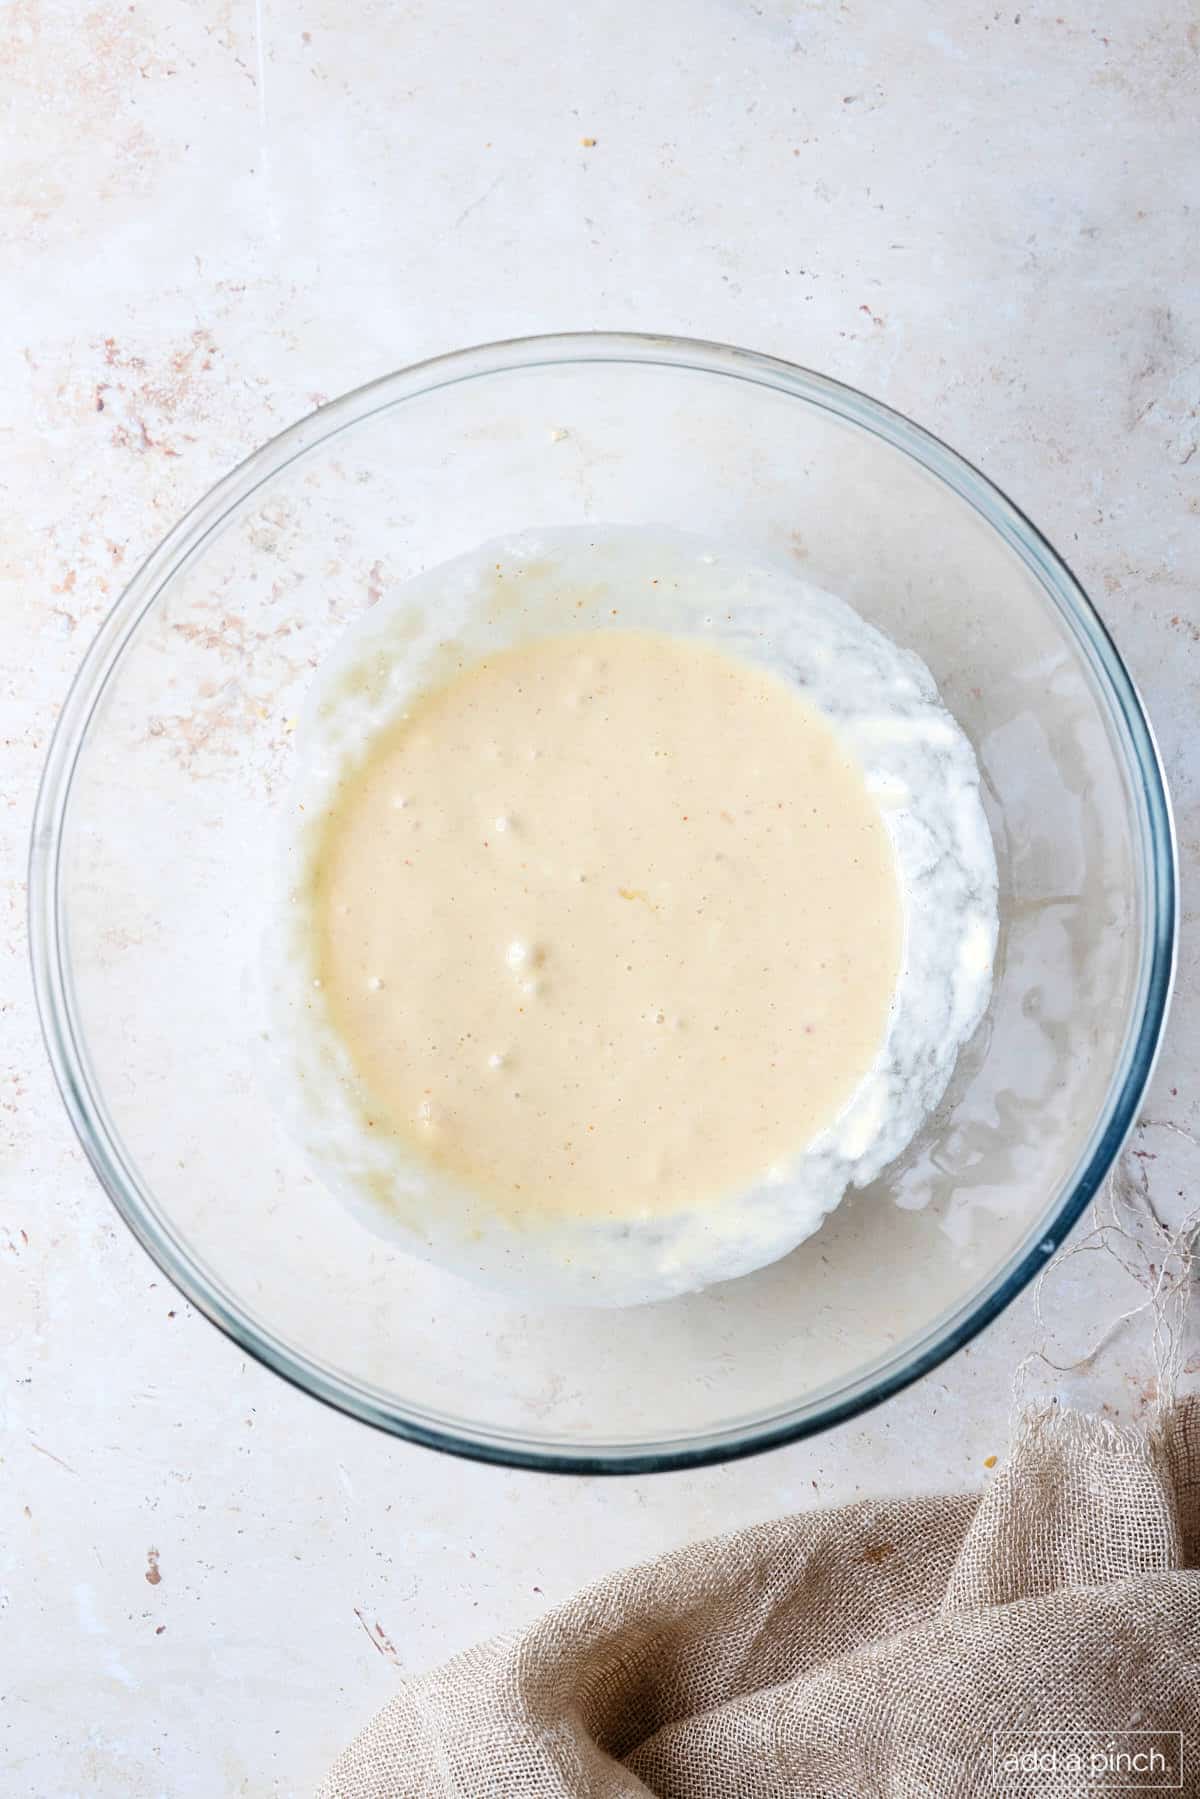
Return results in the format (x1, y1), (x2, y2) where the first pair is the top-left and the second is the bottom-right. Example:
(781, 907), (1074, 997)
(318, 1396), (1200, 1798)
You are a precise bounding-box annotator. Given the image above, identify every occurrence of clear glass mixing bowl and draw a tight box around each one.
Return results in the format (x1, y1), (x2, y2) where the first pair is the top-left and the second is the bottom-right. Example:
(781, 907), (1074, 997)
(29, 334), (1176, 1472)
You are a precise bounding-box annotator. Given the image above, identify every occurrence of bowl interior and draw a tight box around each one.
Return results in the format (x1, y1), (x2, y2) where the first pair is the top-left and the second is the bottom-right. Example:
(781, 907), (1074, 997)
(37, 340), (1171, 1468)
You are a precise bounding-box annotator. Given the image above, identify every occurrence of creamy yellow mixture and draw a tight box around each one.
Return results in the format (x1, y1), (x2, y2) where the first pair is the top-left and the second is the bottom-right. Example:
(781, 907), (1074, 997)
(310, 630), (902, 1225)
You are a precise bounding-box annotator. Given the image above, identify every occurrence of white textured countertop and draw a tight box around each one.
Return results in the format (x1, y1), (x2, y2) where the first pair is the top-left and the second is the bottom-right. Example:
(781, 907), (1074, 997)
(4, 3), (1198, 1793)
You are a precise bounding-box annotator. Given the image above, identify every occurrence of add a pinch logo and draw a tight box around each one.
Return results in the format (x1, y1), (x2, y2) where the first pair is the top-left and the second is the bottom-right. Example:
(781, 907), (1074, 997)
(991, 1730), (1184, 1789)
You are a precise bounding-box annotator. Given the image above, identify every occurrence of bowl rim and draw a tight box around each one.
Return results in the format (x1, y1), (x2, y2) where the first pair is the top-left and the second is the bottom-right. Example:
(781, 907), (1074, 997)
(28, 330), (1179, 1475)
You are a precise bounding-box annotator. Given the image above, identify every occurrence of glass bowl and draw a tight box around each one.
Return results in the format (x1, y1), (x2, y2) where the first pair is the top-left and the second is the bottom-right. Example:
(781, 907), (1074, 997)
(30, 333), (1177, 1473)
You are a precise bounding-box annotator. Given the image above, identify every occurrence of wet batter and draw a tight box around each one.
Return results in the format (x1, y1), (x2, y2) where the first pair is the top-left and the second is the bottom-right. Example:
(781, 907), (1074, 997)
(310, 630), (903, 1224)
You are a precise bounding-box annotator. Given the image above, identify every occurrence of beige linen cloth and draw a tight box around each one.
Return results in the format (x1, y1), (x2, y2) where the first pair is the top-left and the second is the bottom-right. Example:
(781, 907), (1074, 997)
(318, 1397), (1200, 1797)
(319, 1162), (1200, 1797)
